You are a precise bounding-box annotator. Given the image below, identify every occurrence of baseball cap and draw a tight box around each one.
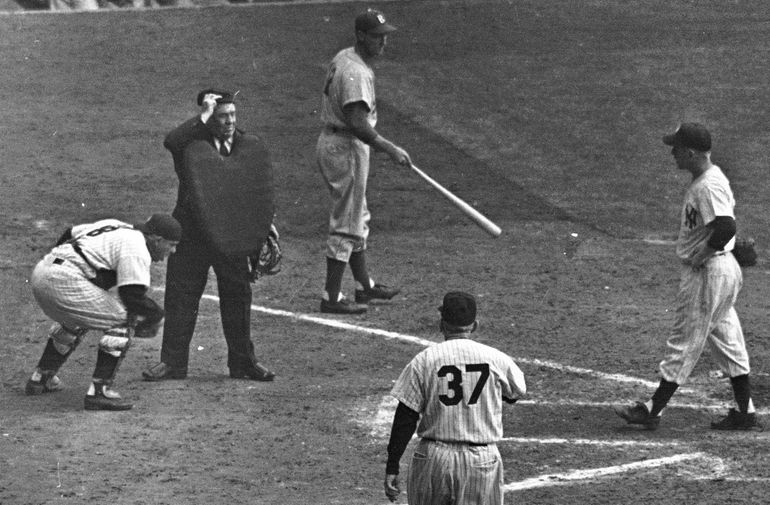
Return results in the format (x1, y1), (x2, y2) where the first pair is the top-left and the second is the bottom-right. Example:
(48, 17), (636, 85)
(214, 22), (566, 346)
(439, 291), (477, 327)
(662, 122), (712, 152)
(135, 214), (182, 242)
(355, 9), (397, 35)
(196, 88), (238, 106)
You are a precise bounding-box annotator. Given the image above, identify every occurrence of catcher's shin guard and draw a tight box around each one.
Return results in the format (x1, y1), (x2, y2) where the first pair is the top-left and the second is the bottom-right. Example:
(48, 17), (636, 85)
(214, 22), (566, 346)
(36, 324), (88, 373)
(94, 319), (135, 385)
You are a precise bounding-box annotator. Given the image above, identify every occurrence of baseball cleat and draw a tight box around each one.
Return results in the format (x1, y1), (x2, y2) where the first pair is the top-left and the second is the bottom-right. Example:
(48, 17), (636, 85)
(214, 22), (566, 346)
(320, 298), (368, 314)
(230, 361), (276, 381)
(710, 408), (763, 431)
(614, 402), (661, 431)
(84, 385), (133, 411)
(355, 284), (400, 303)
(25, 374), (62, 396)
(141, 362), (187, 382)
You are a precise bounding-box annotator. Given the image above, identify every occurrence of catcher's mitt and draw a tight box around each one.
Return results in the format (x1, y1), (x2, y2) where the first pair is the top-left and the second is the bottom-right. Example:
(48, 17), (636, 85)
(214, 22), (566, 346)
(732, 237), (757, 267)
(134, 318), (163, 339)
(249, 233), (282, 282)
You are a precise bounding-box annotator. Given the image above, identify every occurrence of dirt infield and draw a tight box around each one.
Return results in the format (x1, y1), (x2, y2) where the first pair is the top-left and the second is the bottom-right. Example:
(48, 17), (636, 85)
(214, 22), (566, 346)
(3, 1), (770, 504)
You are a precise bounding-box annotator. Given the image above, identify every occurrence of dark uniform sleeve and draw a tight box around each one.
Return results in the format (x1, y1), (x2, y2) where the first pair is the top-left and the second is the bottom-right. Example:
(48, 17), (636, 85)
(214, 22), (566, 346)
(385, 402), (420, 475)
(118, 284), (164, 325)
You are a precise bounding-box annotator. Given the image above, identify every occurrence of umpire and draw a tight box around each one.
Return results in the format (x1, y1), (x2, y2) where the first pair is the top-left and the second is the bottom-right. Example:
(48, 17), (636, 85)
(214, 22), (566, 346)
(143, 89), (276, 383)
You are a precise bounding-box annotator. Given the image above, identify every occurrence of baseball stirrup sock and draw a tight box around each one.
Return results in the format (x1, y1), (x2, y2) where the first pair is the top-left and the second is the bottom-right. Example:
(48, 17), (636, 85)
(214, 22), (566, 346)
(36, 338), (73, 373)
(349, 251), (371, 289)
(650, 379), (679, 417)
(92, 350), (121, 385)
(730, 374), (752, 413)
(324, 257), (346, 301)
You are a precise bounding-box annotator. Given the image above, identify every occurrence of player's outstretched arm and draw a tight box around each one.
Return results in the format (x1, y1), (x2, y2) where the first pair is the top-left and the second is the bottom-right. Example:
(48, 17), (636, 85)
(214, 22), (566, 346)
(343, 102), (411, 166)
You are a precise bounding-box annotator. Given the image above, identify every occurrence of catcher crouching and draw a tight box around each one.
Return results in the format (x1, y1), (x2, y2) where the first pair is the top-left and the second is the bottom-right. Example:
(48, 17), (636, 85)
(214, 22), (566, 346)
(25, 213), (181, 411)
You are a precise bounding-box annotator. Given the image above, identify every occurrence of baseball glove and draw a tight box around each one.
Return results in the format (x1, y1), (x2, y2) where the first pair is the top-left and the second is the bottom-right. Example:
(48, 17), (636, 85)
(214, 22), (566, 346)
(134, 318), (163, 339)
(732, 237), (758, 267)
(249, 232), (282, 282)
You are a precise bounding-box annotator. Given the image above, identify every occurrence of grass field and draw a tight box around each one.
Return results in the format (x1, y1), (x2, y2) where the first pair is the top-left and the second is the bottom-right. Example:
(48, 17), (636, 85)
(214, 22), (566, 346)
(3, 1), (770, 504)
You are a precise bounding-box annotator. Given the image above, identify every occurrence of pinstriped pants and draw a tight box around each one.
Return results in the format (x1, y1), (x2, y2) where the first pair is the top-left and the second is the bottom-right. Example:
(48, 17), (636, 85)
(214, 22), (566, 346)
(659, 253), (750, 384)
(406, 439), (504, 505)
(31, 254), (127, 331)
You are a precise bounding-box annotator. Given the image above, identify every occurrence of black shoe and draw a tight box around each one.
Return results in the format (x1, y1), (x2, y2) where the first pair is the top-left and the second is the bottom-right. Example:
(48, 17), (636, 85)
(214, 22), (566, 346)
(320, 298), (367, 314)
(355, 284), (400, 303)
(711, 408), (763, 431)
(25, 373), (62, 395)
(614, 401), (661, 431)
(230, 361), (275, 381)
(142, 362), (187, 382)
(84, 385), (133, 411)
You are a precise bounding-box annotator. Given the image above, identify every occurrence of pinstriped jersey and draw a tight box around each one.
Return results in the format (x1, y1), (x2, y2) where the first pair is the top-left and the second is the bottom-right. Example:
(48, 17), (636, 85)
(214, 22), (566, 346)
(320, 47), (377, 129)
(677, 165), (735, 260)
(51, 219), (152, 288)
(391, 338), (526, 444)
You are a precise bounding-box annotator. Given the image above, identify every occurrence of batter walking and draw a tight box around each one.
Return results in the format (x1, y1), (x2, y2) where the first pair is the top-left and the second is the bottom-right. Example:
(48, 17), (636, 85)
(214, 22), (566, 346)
(615, 123), (761, 431)
(316, 8), (412, 314)
(24, 214), (180, 410)
(384, 291), (526, 504)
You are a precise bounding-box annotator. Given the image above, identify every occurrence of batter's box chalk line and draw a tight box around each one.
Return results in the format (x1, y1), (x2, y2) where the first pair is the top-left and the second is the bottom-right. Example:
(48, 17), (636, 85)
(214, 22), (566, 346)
(503, 452), (727, 492)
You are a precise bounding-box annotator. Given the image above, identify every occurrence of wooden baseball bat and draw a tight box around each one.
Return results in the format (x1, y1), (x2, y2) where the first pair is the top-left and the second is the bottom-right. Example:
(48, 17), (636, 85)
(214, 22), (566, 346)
(409, 164), (502, 238)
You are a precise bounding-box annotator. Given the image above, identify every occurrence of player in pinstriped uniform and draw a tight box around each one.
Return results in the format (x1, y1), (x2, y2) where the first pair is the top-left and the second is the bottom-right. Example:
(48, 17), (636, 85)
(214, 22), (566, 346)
(615, 123), (761, 431)
(384, 292), (526, 504)
(24, 214), (180, 410)
(316, 8), (412, 315)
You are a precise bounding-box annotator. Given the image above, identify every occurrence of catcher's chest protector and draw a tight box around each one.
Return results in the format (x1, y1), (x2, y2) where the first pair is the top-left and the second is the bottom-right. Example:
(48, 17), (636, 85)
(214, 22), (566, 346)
(184, 136), (275, 256)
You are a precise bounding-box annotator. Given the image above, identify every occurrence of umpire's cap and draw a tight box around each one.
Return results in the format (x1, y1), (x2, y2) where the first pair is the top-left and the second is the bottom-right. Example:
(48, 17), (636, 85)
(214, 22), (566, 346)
(355, 9), (397, 35)
(196, 88), (239, 106)
(439, 291), (477, 327)
(135, 214), (182, 241)
(663, 123), (712, 152)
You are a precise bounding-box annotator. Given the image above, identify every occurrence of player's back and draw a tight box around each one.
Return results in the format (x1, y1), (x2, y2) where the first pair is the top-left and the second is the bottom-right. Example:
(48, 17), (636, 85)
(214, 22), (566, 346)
(413, 338), (525, 444)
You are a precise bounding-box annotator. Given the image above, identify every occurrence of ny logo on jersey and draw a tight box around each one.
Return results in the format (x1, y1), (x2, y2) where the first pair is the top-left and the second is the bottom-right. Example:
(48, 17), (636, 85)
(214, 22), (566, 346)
(684, 204), (699, 229)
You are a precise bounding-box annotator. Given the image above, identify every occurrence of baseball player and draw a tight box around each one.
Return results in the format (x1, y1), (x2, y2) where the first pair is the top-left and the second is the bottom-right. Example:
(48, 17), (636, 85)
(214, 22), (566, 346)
(316, 8), (412, 315)
(615, 123), (761, 431)
(24, 213), (181, 411)
(384, 291), (526, 504)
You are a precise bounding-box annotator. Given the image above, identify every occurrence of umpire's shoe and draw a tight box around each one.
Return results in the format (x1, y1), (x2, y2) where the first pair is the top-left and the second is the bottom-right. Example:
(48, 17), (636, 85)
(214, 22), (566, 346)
(355, 284), (400, 304)
(320, 297), (368, 315)
(142, 362), (187, 382)
(84, 384), (133, 411)
(614, 402), (661, 431)
(230, 361), (275, 382)
(711, 408), (763, 431)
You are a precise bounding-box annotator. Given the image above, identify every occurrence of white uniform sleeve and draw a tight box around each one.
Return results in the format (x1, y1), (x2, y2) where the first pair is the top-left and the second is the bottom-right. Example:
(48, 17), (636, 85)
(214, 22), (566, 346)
(338, 64), (375, 113)
(697, 181), (734, 224)
(390, 355), (426, 414)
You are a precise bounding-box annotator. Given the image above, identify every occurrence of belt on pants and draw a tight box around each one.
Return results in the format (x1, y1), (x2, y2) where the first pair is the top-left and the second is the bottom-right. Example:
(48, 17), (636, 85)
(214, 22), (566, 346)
(422, 437), (488, 447)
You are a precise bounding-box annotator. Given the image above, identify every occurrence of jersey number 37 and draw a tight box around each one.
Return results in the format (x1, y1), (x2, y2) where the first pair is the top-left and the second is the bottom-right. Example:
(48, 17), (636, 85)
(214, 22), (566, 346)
(438, 363), (490, 407)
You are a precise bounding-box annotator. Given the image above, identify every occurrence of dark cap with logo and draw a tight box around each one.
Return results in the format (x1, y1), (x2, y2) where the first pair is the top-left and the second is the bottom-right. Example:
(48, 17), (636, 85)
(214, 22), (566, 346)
(662, 122), (712, 152)
(439, 291), (477, 327)
(355, 9), (397, 35)
(135, 214), (182, 242)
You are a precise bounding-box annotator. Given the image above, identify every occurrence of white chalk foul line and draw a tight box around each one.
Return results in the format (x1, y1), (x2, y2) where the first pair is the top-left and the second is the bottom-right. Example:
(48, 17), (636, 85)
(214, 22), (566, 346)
(195, 293), (706, 398)
(503, 452), (718, 492)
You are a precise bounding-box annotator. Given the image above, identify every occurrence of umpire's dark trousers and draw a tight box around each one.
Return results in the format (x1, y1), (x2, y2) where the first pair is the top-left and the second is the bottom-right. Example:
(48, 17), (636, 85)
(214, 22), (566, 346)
(160, 237), (256, 372)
